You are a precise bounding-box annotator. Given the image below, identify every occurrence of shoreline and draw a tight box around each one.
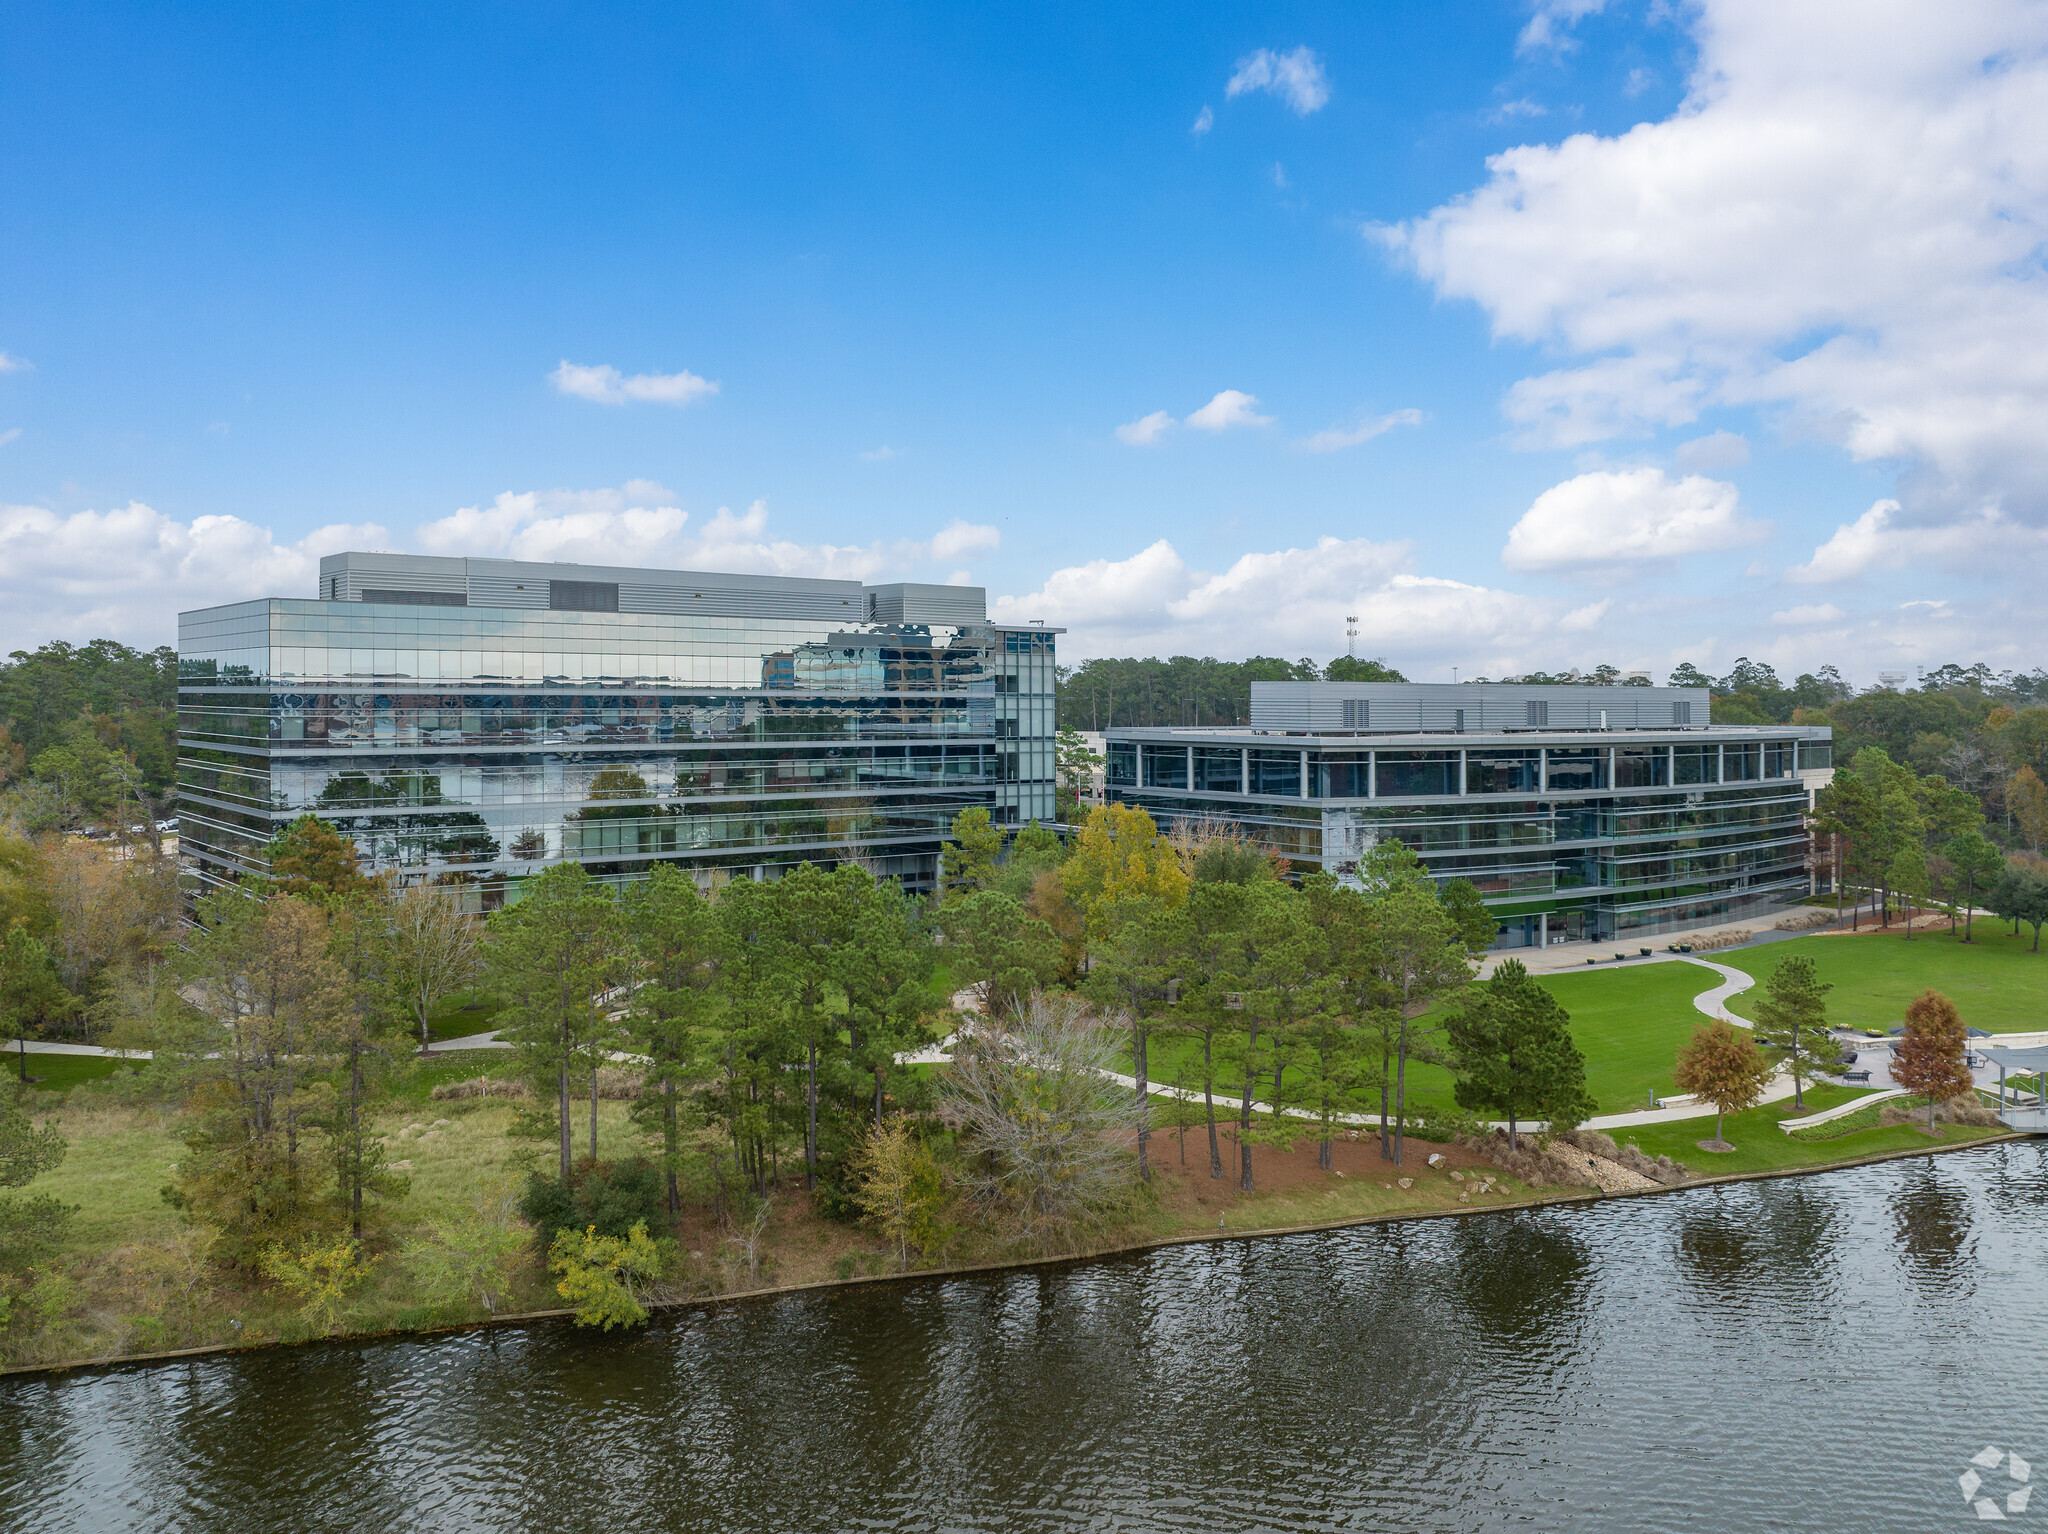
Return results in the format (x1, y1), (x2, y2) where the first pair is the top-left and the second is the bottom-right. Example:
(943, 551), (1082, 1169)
(6, 1129), (2030, 1384)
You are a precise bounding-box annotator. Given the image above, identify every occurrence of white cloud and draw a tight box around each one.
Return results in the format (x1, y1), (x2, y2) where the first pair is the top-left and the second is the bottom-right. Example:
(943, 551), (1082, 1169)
(1272, 162), (1289, 188)
(0, 429), (20, 449)
(1771, 602), (1846, 625)
(1674, 430), (1750, 471)
(857, 445), (899, 462)
(1298, 407), (1424, 454)
(1184, 389), (1273, 433)
(1517, 0), (1610, 55)
(415, 481), (993, 582)
(0, 353), (31, 373)
(1623, 66), (1656, 97)
(1224, 47), (1330, 116)
(1503, 467), (1770, 572)
(993, 535), (1602, 672)
(1191, 105), (1214, 136)
(549, 359), (719, 407)
(1489, 97), (1548, 122)
(0, 501), (385, 649)
(1116, 410), (1176, 446)
(1382, 0), (2048, 543)
(1785, 498), (2048, 583)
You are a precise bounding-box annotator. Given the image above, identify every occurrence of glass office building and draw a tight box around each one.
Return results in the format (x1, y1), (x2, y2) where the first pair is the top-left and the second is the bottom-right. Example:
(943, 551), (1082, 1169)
(1104, 682), (1833, 948)
(177, 553), (1059, 904)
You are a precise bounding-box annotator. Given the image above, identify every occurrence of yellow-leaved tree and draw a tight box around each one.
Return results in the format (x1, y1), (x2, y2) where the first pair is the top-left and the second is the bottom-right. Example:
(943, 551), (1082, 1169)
(1059, 803), (1188, 927)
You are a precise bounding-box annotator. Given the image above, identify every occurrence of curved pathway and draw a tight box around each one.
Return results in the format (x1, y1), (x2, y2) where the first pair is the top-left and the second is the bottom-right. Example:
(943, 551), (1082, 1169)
(1683, 955), (1756, 1026)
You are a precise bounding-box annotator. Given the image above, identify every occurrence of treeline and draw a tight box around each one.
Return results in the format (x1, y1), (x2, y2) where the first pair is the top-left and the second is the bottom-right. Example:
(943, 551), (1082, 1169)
(1056, 655), (1406, 729)
(0, 640), (179, 839)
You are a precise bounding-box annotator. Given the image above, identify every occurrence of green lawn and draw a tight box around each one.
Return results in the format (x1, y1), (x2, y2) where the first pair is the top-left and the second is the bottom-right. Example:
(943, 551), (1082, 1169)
(1612, 1088), (2006, 1177)
(1118, 958), (1726, 1119)
(1717, 927), (2048, 1034)
(11, 1054), (147, 1093)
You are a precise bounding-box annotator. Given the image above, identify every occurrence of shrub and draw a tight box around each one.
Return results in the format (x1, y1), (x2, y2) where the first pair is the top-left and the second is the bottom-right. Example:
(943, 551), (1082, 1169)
(519, 1156), (670, 1244)
(548, 1221), (669, 1329)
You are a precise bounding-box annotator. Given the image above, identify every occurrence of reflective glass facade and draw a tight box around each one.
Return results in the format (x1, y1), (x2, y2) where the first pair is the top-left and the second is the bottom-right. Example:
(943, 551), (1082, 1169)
(179, 564), (1058, 903)
(1106, 688), (1833, 948)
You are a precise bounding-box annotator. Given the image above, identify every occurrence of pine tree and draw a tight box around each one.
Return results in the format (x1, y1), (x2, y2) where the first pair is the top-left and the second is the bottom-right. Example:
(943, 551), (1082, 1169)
(1448, 959), (1597, 1149)
(1749, 955), (1842, 1110)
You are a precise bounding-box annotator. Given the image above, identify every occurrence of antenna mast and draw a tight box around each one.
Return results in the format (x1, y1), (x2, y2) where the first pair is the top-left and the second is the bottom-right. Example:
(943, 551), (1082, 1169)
(1345, 614), (1358, 660)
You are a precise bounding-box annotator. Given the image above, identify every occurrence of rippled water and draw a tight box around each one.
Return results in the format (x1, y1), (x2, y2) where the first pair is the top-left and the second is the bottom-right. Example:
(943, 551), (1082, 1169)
(5, 1142), (2046, 1532)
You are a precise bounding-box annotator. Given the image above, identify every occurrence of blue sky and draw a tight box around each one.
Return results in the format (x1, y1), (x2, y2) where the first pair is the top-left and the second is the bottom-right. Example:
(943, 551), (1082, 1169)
(3, 1), (2045, 681)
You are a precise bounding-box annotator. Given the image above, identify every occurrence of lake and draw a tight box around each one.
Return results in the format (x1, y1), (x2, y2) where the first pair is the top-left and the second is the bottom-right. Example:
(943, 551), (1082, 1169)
(4, 1141), (2045, 1532)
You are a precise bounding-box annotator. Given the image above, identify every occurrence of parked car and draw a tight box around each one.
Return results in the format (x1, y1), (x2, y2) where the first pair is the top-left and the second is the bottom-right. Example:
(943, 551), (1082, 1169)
(155, 818), (178, 833)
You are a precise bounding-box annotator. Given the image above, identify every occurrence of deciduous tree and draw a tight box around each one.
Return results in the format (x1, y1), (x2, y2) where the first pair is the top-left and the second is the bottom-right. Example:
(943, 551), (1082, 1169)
(381, 881), (483, 1051)
(1673, 1020), (1774, 1151)
(1891, 989), (1973, 1134)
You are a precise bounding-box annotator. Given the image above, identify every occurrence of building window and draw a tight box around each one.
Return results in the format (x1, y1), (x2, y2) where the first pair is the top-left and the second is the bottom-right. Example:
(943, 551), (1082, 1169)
(1797, 740), (1832, 771)
(1465, 750), (1540, 794)
(1194, 747), (1244, 792)
(1674, 746), (1720, 784)
(1526, 701), (1549, 727)
(1106, 743), (1138, 786)
(1376, 750), (1456, 797)
(1763, 741), (1796, 778)
(1724, 743), (1761, 781)
(1248, 749), (1301, 797)
(1614, 747), (1670, 788)
(1315, 753), (1369, 798)
(1672, 701), (1693, 725)
(1143, 744), (1189, 789)
(549, 580), (619, 612)
(1545, 748), (1608, 792)
(1342, 699), (1369, 728)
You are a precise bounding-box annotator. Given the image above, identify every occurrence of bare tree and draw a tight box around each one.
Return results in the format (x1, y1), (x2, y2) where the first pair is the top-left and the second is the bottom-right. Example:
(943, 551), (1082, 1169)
(938, 993), (1144, 1250)
(383, 881), (484, 1051)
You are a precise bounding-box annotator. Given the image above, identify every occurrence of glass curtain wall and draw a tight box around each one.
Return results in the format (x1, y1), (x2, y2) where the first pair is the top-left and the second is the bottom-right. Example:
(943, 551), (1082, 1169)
(178, 600), (1053, 903)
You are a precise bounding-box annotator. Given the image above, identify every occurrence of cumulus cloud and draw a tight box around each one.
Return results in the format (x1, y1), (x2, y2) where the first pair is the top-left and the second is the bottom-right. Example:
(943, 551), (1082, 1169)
(1184, 389), (1273, 433)
(0, 502), (386, 649)
(0, 353), (30, 373)
(415, 481), (994, 581)
(992, 535), (1605, 671)
(1503, 467), (1770, 572)
(1785, 499), (2048, 583)
(1116, 410), (1176, 447)
(1674, 430), (1751, 472)
(1191, 105), (1214, 136)
(1771, 603), (1846, 625)
(1381, 0), (2048, 542)
(1298, 407), (1424, 454)
(1224, 47), (1330, 115)
(549, 360), (719, 407)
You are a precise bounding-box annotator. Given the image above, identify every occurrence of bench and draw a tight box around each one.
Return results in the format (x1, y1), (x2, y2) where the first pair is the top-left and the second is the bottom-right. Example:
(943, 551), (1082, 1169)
(1844, 1070), (1871, 1083)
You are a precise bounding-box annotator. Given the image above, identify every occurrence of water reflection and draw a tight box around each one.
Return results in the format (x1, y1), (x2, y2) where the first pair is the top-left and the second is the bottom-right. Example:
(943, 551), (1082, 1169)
(1890, 1161), (1977, 1287)
(3, 1143), (2044, 1534)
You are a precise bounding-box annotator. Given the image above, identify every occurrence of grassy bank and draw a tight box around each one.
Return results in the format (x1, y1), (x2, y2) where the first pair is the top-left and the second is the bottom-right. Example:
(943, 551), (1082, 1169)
(6, 1046), (2030, 1375)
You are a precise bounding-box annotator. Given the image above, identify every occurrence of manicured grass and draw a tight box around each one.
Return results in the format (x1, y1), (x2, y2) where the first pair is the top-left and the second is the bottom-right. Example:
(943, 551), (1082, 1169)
(1612, 1090), (2006, 1177)
(1117, 958), (1727, 1119)
(1718, 927), (2048, 1034)
(9, 1054), (145, 1093)
(1537, 962), (1720, 1113)
(424, 993), (504, 1042)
